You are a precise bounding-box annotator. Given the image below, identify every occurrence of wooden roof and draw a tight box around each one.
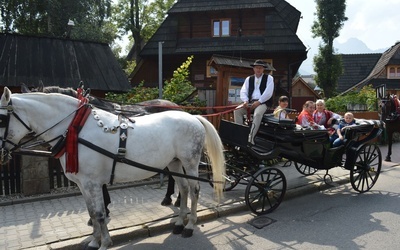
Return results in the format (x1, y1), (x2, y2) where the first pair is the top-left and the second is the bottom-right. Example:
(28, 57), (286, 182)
(337, 53), (381, 93)
(209, 54), (276, 71)
(0, 33), (131, 92)
(340, 42), (400, 93)
(138, 0), (305, 57)
(168, 0), (301, 33)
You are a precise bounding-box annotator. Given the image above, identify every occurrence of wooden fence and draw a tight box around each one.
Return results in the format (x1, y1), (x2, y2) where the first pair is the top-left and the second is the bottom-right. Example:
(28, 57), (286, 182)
(0, 157), (21, 195)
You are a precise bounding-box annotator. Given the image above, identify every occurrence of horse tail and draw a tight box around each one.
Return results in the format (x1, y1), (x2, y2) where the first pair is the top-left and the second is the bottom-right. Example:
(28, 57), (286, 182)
(195, 115), (226, 201)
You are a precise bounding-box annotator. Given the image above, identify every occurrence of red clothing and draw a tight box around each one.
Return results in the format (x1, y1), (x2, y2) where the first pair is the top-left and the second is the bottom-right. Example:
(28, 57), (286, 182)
(297, 110), (314, 127)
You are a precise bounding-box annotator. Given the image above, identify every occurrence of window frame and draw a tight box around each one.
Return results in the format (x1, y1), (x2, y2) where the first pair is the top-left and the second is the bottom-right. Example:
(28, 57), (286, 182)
(212, 19), (231, 37)
(387, 66), (400, 79)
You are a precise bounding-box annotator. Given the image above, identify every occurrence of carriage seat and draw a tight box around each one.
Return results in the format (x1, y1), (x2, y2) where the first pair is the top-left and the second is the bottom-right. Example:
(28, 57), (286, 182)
(262, 113), (296, 129)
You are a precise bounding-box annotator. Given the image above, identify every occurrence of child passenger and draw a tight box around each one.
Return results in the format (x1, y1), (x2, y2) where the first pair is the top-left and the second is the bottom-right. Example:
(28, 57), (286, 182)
(331, 112), (356, 147)
(273, 96), (289, 119)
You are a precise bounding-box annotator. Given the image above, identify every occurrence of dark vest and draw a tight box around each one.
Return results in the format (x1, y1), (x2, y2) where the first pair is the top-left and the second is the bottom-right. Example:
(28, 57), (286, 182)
(248, 74), (273, 107)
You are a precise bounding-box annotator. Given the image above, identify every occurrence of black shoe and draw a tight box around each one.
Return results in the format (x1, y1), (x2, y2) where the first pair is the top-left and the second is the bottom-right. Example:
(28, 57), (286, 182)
(174, 198), (181, 207)
(161, 196), (172, 206)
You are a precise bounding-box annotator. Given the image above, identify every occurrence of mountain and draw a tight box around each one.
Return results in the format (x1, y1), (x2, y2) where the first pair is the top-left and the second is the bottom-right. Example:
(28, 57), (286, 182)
(299, 38), (388, 74)
(334, 38), (387, 54)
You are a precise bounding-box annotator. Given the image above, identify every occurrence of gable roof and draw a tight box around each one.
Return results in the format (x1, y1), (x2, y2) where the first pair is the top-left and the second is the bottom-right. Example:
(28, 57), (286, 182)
(292, 76), (320, 97)
(341, 42), (400, 94)
(0, 33), (131, 92)
(168, 0), (300, 33)
(337, 53), (381, 93)
(138, 0), (305, 57)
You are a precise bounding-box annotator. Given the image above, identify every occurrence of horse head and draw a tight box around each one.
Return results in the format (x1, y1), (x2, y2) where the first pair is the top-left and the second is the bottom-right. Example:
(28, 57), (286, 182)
(379, 94), (399, 121)
(0, 87), (36, 164)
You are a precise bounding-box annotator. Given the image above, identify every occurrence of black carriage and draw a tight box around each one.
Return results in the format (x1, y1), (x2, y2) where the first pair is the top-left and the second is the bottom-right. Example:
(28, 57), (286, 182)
(217, 113), (384, 215)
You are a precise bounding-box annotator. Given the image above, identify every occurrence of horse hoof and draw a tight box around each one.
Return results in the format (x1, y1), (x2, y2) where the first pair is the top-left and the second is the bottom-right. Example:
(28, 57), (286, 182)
(182, 228), (194, 238)
(173, 225), (184, 234)
(385, 157), (392, 162)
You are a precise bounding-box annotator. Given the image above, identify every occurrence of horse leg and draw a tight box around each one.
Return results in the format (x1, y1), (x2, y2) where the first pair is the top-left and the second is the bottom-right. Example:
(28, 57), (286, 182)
(167, 160), (189, 235)
(171, 160), (200, 238)
(181, 170), (200, 238)
(385, 131), (393, 162)
(80, 182), (112, 250)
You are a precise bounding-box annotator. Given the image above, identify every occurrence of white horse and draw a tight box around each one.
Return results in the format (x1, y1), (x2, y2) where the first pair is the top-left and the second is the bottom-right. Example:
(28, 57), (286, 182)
(0, 87), (225, 250)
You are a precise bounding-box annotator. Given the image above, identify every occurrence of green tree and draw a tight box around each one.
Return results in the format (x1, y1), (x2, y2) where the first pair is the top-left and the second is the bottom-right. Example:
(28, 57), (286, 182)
(311, 0), (348, 98)
(113, 0), (176, 61)
(163, 55), (195, 103)
(0, 0), (115, 43)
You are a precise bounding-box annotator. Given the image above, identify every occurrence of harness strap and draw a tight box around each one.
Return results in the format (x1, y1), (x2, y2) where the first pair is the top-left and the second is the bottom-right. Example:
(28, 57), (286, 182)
(77, 138), (220, 185)
(65, 102), (91, 173)
(109, 121), (128, 185)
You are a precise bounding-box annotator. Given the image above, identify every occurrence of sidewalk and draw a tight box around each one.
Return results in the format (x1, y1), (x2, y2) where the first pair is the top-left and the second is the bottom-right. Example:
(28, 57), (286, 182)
(1, 143), (399, 250)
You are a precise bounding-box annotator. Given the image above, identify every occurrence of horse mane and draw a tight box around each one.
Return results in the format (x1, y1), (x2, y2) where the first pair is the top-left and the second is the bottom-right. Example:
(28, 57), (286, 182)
(41, 86), (78, 98)
(25, 84), (180, 115)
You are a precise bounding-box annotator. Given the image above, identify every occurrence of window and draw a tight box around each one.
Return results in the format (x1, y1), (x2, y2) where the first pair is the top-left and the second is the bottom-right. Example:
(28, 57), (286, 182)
(389, 67), (396, 78)
(388, 66), (400, 79)
(212, 19), (230, 37)
(206, 60), (218, 77)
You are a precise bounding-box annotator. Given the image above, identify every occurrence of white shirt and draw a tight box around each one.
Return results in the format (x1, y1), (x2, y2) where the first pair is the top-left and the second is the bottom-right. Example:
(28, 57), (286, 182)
(239, 74), (274, 104)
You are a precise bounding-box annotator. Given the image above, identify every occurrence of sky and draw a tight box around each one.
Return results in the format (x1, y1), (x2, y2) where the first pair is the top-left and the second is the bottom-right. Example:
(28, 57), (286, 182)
(285, 0), (400, 74)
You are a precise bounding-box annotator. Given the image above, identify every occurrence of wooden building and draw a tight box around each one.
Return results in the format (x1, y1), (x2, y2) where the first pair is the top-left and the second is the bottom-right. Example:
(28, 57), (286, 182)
(291, 76), (321, 112)
(130, 0), (308, 107)
(0, 33), (131, 96)
(338, 42), (400, 96)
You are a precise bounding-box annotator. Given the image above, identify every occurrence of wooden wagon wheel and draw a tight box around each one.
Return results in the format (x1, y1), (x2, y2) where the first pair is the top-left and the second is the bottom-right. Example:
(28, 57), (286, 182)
(350, 143), (382, 193)
(294, 162), (318, 176)
(245, 167), (286, 215)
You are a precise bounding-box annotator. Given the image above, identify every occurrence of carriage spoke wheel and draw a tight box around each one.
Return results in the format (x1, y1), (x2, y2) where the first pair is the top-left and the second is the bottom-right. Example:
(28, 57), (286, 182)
(294, 162), (318, 176)
(245, 167), (286, 215)
(350, 144), (382, 193)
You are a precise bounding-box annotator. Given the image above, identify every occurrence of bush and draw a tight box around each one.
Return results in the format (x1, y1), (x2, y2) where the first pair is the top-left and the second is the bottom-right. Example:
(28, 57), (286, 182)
(325, 85), (377, 112)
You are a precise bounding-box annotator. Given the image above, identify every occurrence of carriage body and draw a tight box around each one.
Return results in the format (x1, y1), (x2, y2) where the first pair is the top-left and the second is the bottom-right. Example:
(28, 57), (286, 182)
(219, 114), (383, 171)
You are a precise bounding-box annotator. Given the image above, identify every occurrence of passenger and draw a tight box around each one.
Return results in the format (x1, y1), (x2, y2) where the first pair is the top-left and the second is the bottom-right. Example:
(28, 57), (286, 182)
(273, 96), (289, 119)
(234, 59), (274, 146)
(313, 99), (341, 129)
(296, 100), (322, 129)
(331, 112), (356, 147)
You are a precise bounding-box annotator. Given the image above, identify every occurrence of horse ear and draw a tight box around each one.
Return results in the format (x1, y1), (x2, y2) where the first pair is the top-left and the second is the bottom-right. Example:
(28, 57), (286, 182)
(21, 83), (31, 93)
(1, 87), (11, 105)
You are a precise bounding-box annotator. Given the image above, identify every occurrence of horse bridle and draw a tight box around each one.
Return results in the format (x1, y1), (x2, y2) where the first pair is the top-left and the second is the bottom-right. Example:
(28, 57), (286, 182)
(0, 99), (33, 163)
(0, 97), (86, 164)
